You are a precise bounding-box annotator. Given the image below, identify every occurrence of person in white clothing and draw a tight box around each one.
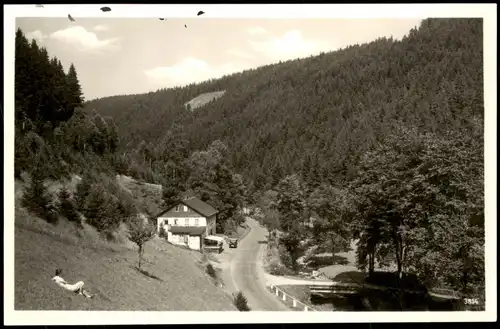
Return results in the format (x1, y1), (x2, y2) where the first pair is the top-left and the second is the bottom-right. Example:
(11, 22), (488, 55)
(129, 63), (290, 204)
(52, 268), (93, 298)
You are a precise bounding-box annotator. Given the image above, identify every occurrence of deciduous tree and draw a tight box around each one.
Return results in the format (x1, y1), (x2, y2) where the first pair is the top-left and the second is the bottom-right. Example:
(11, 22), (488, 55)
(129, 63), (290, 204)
(127, 214), (156, 270)
(308, 184), (355, 265)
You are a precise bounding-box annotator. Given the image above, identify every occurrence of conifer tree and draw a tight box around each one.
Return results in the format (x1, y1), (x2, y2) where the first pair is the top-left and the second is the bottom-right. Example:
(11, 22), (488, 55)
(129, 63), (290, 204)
(21, 162), (58, 223)
(57, 187), (82, 227)
(66, 63), (84, 112)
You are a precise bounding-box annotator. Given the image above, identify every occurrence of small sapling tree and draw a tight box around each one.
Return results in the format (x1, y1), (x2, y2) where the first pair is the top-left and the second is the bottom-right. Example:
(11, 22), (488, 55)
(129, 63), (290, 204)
(127, 213), (156, 270)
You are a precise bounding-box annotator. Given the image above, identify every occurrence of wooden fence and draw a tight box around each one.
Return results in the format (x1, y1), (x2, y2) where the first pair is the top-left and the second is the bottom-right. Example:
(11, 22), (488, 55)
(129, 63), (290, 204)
(428, 288), (461, 300)
(309, 282), (359, 297)
(268, 284), (317, 312)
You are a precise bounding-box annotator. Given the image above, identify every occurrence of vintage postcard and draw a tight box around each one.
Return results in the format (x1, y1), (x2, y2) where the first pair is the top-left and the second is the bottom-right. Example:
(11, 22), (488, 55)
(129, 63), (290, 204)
(3, 3), (497, 325)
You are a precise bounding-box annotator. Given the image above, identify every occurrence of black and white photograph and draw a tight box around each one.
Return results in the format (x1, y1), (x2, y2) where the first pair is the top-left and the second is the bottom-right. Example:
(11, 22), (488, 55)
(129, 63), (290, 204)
(3, 3), (497, 325)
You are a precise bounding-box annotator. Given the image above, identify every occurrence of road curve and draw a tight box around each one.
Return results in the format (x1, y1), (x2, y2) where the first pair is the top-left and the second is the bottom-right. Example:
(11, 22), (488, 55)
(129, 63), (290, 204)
(228, 218), (291, 311)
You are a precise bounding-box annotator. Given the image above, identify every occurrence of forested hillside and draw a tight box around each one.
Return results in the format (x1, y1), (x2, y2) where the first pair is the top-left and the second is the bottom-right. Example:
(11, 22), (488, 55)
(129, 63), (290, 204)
(15, 17), (484, 308)
(15, 26), (247, 237)
(85, 18), (483, 196)
(13, 26), (244, 311)
(14, 27), (139, 236)
(84, 18), (485, 307)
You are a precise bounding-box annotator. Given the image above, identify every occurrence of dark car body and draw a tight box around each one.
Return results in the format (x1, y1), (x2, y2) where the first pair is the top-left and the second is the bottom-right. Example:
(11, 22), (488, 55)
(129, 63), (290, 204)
(228, 238), (238, 248)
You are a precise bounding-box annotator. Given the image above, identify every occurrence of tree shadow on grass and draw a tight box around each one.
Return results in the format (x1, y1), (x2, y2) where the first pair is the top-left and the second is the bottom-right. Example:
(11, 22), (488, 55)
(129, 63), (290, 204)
(257, 240), (268, 244)
(131, 266), (163, 282)
(91, 288), (113, 302)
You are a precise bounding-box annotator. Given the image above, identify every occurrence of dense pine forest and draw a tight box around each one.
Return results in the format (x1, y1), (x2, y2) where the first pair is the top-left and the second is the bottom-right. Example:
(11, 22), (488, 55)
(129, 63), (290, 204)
(14, 27), (247, 237)
(15, 17), (485, 309)
(86, 18), (483, 195)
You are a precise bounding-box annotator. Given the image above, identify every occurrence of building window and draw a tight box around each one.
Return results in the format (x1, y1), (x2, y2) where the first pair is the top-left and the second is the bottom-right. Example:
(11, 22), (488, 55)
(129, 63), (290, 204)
(184, 218), (189, 226)
(183, 205), (188, 212)
(184, 234), (189, 245)
(195, 218), (199, 226)
(175, 205), (180, 212)
(174, 219), (178, 225)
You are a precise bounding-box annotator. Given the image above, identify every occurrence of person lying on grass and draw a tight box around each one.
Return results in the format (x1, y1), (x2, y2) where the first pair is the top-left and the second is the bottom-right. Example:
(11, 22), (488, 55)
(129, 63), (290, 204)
(52, 268), (93, 298)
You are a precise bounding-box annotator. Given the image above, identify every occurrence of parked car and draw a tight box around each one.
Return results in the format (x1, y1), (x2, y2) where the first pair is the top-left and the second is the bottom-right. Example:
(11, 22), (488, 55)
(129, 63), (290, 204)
(228, 237), (238, 248)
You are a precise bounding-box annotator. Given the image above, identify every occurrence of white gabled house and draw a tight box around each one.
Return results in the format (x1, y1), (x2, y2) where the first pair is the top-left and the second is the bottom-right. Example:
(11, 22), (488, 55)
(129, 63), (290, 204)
(156, 195), (219, 251)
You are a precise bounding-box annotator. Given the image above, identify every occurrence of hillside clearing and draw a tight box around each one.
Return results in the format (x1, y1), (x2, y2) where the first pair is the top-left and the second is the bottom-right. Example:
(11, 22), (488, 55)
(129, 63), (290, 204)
(185, 91), (226, 111)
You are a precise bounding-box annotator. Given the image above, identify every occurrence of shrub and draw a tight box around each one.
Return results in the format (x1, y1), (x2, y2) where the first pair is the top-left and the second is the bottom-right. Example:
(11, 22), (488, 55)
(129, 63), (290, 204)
(268, 261), (294, 276)
(223, 219), (237, 236)
(82, 183), (122, 234)
(278, 244), (294, 269)
(233, 291), (251, 311)
(21, 167), (58, 224)
(57, 187), (82, 227)
(158, 225), (167, 238)
(74, 174), (93, 211)
(127, 162), (145, 181)
(206, 263), (217, 279)
(111, 154), (130, 175)
(233, 213), (245, 226)
(115, 189), (138, 218)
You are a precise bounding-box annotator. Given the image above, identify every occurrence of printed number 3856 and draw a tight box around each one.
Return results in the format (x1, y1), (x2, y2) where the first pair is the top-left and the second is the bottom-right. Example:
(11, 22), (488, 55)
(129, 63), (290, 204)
(464, 298), (479, 305)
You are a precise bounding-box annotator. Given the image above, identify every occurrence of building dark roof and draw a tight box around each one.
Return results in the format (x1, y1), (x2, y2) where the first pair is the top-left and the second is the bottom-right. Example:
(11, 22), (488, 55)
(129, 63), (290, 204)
(170, 226), (206, 235)
(181, 197), (218, 218)
(155, 196), (219, 218)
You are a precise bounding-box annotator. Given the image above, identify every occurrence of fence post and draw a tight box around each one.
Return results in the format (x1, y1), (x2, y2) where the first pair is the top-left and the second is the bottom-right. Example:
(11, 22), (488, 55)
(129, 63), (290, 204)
(275, 287), (279, 296)
(304, 306), (308, 312)
(293, 299), (297, 308)
(282, 293), (286, 301)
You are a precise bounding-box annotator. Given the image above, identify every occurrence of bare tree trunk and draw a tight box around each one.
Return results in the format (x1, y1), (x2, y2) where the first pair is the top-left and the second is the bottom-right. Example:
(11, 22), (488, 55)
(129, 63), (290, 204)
(391, 226), (404, 310)
(138, 245), (143, 270)
(461, 245), (470, 294)
(366, 237), (375, 277)
(368, 251), (375, 276)
(331, 237), (336, 265)
(391, 227), (403, 278)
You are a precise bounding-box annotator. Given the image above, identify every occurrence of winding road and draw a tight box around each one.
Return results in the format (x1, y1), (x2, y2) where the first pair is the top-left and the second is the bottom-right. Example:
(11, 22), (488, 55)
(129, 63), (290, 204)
(221, 218), (291, 311)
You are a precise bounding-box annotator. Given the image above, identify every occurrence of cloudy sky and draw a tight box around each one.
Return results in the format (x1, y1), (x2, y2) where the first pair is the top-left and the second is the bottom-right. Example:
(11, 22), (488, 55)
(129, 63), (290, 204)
(16, 17), (423, 101)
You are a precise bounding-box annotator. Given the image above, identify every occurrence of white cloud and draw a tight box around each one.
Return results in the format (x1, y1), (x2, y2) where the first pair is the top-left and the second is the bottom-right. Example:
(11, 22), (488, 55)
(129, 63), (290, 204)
(247, 26), (268, 36)
(25, 30), (47, 43)
(249, 29), (327, 61)
(50, 26), (120, 54)
(144, 57), (247, 87)
(93, 25), (109, 32)
(226, 48), (254, 60)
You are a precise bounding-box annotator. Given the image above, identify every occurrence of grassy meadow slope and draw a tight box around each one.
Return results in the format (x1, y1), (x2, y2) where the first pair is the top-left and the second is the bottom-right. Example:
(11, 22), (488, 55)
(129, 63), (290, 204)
(14, 178), (235, 311)
(85, 18), (483, 189)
